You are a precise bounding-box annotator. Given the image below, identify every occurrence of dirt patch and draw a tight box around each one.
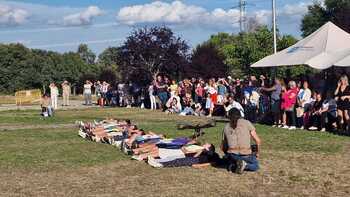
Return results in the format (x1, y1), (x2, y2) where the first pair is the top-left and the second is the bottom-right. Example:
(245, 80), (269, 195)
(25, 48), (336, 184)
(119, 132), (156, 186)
(1, 150), (349, 197)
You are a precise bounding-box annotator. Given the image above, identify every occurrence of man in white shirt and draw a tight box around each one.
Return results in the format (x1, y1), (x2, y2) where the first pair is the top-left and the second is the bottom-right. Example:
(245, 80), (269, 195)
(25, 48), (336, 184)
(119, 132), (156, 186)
(49, 83), (59, 109)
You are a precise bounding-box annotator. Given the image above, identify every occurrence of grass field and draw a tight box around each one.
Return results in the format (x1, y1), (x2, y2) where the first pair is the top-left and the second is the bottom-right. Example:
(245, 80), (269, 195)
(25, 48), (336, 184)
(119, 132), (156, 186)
(0, 108), (349, 197)
(0, 95), (87, 105)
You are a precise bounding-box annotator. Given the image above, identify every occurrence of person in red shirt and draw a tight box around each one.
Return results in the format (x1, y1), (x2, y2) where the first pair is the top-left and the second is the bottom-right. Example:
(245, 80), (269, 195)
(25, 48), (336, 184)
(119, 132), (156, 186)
(195, 80), (205, 104)
(283, 81), (299, 130)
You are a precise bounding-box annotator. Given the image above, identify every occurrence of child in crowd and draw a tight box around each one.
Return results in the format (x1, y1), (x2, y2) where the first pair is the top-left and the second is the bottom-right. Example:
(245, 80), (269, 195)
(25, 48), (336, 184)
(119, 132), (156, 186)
(169, 80), (178, 97)
(166, 97), (182, 114)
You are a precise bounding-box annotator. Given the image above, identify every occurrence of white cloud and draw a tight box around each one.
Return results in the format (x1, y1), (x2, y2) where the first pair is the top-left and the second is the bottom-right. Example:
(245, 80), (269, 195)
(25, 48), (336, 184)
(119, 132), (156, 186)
(117, 1), (241, 28)
(0, 4), (30, 25)
(242, 1), (313, 28)
(63, 6), (103, 26)
(116, 0), (315, 31)
(283, 2), (309, 16)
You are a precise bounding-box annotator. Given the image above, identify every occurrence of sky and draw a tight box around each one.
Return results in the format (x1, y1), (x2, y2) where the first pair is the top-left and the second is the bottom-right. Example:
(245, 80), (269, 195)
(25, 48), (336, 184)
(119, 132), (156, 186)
(0, 0), (320, 54)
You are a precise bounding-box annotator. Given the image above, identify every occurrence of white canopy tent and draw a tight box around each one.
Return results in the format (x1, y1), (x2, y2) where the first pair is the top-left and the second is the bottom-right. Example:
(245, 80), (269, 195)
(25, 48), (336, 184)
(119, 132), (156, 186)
(251, 22), (350, 69)
(335, 52), (350, 67)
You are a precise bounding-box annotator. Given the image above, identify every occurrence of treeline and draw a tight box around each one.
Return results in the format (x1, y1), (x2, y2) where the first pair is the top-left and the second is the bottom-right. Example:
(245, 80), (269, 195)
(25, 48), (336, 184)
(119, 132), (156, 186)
(0, 27), (307, 94)
(0, 43), (119, 93)
(1, 0), (348, 94)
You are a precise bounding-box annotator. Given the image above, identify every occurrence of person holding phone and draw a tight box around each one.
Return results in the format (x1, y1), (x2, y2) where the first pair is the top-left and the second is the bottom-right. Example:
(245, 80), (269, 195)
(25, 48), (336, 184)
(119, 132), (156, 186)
(334, 75), (350, 131)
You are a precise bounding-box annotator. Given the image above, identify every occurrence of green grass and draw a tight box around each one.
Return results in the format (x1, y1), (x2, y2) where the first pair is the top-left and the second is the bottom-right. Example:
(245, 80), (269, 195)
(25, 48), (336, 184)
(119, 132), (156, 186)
(0, 128), (127, 171)
(0, 108), (348, 171)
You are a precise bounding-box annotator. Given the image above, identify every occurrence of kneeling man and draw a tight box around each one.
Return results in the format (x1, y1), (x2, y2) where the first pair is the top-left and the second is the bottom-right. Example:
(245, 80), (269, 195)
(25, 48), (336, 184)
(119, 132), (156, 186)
(221, 108), (261, 174)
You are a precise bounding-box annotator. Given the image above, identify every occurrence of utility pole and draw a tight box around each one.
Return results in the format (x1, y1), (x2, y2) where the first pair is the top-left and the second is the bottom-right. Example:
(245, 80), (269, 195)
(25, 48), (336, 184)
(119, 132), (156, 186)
(272, 0), (277, 54)
(239, 0), (246, 33)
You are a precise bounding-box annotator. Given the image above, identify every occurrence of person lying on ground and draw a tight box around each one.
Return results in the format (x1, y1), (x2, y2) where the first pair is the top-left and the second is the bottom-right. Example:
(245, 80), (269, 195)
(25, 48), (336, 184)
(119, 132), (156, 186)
(221, 108), (261, 174)
(132, 144), (209, 161)
(132, 136), (197, 154)
(147, 143), (222, 168)
(79, 119), (138, 142)
(125, 130), (164, 147)
(79, 119), (133, 130)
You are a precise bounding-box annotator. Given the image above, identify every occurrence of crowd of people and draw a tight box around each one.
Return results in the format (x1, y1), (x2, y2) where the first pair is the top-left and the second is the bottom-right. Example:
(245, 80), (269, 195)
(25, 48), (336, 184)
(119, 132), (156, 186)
(147, 74), (349, 135)
(77, 107), (261, 174)
(41, 74), (350, 135)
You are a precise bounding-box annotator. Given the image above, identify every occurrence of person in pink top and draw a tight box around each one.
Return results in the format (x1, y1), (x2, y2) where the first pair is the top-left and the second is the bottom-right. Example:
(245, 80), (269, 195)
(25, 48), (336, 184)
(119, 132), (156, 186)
(282, 81), (298, 130)
(280, 85), (288, 128)
(195, 80), (205, 104)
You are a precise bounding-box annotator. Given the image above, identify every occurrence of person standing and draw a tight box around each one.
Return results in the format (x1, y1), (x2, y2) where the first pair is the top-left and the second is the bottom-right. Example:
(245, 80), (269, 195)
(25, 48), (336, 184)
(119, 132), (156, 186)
(155, 75), (168, 110)
(49, 83), (59, 110)
(61, 81), (71, 106)
(83, 80), (93, 105)
(281, 81), (298, 130)
(117, 83), (125, 107)
(205, 79), (218, 117)
(195, 80), (205, 105)
(262, 78), (282, 127)
(334, 75), (350, 131)
(217, 79), (228, 104)
(296, 81), (312, 128)
(94, 81), (102, 105)
(149, 84), (157, 110)
(101, 81), (110, 107)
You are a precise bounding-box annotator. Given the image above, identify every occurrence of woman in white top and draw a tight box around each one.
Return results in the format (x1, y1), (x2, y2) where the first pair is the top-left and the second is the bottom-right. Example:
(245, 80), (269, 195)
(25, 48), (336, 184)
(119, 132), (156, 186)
(49, 83), (59, 109)
(298, 81), (312, 108)
(205, 79), (218, 117)
(296, 81), (312, 128)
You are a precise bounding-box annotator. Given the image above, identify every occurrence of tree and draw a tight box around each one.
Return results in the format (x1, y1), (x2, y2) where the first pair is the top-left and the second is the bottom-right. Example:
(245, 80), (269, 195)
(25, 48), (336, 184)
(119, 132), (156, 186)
(77, 44), (96, 65)
(97, 47), (121, 82)
(203, 26), (302, 78)
(0, 43), (35, 92)
(118, 26), (190, 84)
(188, 43), (228, 79)
(98, 47), (120, 67)
(214, 27), (275, 77)
(99, 68), (118, 85)
(301, 0), (350, 37)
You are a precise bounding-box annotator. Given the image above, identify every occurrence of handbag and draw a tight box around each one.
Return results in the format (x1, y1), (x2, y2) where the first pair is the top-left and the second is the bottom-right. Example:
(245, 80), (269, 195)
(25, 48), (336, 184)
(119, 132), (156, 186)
(296, 107), (304, 118)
